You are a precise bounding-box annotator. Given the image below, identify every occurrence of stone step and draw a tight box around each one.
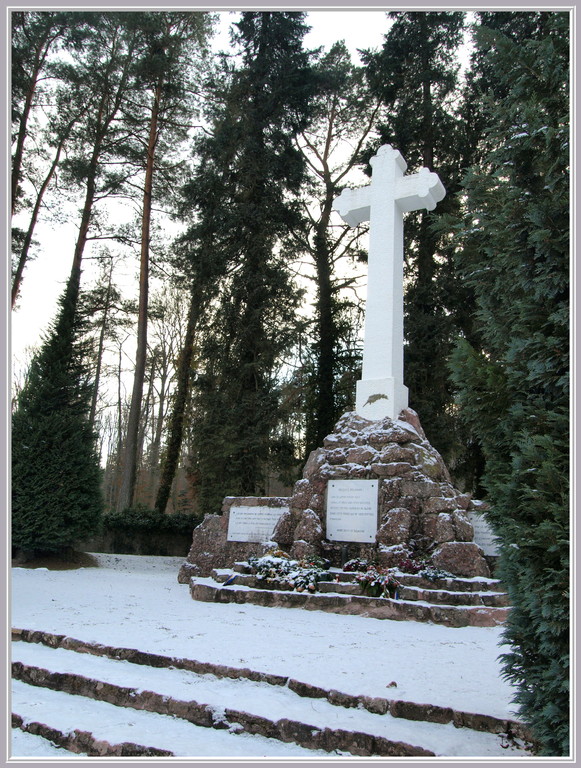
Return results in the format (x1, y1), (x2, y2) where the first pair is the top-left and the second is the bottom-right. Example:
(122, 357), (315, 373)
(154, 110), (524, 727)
(12, 680), (327, 759)
(231, 564), (508, 596)
(11, 629), (531, 757)
(318, 582), (508, 607)
(190, 577), (510, 628)
(12, 702), (174, 758)
(391, 572), (507, 594)
(12, 663), (434, 758)
(318, 581), (362, 595)
(212, 567), (509, 611)
(397, 585), (510, 608)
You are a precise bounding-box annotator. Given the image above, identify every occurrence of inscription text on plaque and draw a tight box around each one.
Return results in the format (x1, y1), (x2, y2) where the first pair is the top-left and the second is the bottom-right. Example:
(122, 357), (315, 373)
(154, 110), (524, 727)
(326, 479), (378, 543)
(468, 511), (499, 557)
(227, 505), (287, 543)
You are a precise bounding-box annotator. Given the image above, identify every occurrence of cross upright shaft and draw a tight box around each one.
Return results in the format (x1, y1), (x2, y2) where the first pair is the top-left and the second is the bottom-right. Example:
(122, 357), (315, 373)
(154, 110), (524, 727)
(333, 144), (446, 421)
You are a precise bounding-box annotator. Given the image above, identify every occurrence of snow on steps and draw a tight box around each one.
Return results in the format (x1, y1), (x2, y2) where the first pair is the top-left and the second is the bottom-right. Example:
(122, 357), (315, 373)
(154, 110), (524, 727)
(11, 628), (531, 758)
(12, 684), (328, 759)
(188, 566), (510, 628)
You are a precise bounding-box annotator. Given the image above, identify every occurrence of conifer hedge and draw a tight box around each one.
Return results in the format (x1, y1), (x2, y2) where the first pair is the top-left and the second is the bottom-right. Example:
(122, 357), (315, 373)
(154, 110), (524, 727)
(449, 13), (570, 755)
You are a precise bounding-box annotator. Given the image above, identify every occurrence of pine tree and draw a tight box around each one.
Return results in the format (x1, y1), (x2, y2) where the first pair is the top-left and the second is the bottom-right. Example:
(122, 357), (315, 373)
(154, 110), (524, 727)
(12, 272), (103, 558)
(449, 12), (569, 754)
(180, 11), (316, 513)
(11, 11), (93, 305)
(115, 11), (213, 513)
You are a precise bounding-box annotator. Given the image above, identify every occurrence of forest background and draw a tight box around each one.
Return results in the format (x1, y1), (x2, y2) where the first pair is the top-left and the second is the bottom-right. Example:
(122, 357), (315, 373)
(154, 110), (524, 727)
(9, 9), (569, 756)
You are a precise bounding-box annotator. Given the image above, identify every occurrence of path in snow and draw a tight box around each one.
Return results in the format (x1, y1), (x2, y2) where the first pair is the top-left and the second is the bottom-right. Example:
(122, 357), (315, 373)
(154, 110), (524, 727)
(11, 553), (518, 720)
(11, 552), (524, 758)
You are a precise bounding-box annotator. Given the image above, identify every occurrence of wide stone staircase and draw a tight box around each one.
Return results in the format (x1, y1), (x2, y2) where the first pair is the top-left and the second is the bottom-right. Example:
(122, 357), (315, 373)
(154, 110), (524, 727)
(12, 627), (532, 758)
(189, 564), (510, 628)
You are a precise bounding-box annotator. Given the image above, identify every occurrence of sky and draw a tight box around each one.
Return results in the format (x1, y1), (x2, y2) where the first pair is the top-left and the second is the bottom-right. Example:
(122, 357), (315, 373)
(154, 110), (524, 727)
(11, 552), (528, 759)
(10, 10), (390, 371)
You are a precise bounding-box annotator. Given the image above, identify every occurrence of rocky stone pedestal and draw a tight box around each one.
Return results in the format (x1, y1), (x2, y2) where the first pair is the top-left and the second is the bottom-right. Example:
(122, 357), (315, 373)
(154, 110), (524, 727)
(272, 409), (490, 579)
(179, 409), (491, 582)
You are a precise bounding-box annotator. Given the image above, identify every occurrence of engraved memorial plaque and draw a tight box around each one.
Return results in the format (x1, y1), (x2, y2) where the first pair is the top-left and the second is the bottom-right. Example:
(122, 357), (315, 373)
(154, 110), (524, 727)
(227, 505), (287, 543)
(468, 510), (500, 557)
(326, 479), (378, 543)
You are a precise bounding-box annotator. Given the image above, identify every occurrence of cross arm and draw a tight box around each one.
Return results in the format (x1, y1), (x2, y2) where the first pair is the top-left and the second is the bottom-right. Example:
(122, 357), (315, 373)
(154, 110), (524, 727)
(395, 167), (446, 212)
(332, 185), (372, 227)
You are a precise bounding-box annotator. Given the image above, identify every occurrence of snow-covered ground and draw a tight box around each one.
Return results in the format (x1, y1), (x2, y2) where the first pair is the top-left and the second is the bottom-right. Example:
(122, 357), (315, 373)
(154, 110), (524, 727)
(11, 553), (523, 759)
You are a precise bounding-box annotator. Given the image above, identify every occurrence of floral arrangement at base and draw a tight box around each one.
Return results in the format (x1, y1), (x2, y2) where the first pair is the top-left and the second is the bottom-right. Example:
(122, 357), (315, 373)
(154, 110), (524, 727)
(355, 566), (400, 598)
(396, 556), (454, 582)
(343, 557), (371, 573)
(396, 556), (425, 574)
(247, 551), (328, 593)
(417, 565), (456, 582)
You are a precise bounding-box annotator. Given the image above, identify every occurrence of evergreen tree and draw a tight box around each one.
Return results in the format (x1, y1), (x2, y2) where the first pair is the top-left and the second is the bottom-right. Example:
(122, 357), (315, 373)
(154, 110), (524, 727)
(449, 12), (569, 754)
(11, 10), (81, 215)
(12, 271), (103, 558)
(294, 41), (378, 453)
(362, 12), (475, 480)
(11, 11), (93, 305)
(115, 11), (213, 513)
(181, 12), (316, 513)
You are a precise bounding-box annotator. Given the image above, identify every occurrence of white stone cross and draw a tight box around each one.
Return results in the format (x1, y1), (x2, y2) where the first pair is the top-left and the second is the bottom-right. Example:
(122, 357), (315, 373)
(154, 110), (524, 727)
(333, 144), (446, 421)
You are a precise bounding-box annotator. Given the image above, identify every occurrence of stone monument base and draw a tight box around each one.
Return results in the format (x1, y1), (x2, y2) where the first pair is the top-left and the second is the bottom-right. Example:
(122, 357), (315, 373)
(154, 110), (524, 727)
(177, 496), (288, 583)
(178, 409), (492, 583)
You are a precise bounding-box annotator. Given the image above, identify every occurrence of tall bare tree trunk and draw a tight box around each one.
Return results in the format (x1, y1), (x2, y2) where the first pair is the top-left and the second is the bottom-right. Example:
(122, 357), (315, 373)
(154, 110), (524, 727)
(89, 257), (115, 428)
(116, 79), (162, 512)
(154, 286), (201, 513)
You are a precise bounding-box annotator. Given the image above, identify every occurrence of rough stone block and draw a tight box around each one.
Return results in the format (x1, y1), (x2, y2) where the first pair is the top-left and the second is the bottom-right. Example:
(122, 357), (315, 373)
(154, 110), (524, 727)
(271, 508), (297, 547)
(398, 407), (427, 439)
(399, 478), (441, 498)
(379, 445), (416, 464)
(376, 508), (412, 546)
(375, 543), (412, 568)
(434, 513), (456, 543)
(390, 699), (454, 724)
(293, 509), (323, 545)
(452, 509), (474, 542)
(289, 540), (318, 561)
(290, 478), (314, 510)
(371, 462), (412, 478)
(381, 496), (422, 516)
(302, 448), (327, 479)
(422, 496), (457, 514)
(454, 494), (471, 510)
(345, 445), (378, 464)
(379, 478), (402, 500)
(431, 542), (491, 578)
(309, 493), (325, 513)
(287, 679), (328, 699)
(360, 696), (389, 715)
(327, 689), (359, 709)
(323, 433), (351, 450)
(326, 448), (348, 465)
(364, 424), (417, 447)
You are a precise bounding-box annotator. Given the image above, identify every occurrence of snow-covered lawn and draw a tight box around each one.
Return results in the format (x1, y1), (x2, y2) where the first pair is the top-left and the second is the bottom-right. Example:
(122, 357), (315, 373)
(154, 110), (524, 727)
(11, 553), (522, 759)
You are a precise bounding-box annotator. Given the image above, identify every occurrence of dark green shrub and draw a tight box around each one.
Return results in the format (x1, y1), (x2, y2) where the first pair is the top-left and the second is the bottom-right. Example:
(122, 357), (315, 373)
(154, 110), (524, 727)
(100, 504), (203, 537)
